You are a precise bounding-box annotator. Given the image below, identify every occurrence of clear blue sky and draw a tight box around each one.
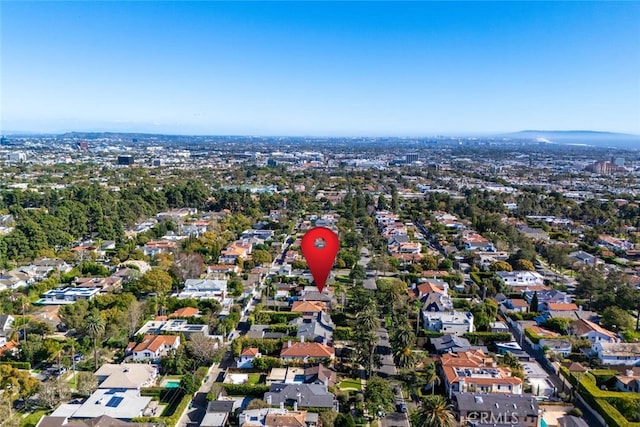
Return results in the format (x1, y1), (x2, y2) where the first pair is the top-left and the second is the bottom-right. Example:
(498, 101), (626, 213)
(2, 1), (639, 136)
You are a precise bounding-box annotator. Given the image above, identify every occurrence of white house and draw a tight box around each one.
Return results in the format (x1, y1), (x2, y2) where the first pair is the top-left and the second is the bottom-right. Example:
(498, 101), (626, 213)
(568, 319), (619, 345)
(422, 311), (474, 336)
(595, 342), (640, 366)
(496, 271), (544, 287)
(126, 334), (180, 361)
(540, 339), (572, 357)
(237, 347), (261, 369)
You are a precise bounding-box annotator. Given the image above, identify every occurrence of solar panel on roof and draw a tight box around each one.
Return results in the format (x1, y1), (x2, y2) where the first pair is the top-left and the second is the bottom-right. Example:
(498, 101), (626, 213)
(106, 396), (124, 407)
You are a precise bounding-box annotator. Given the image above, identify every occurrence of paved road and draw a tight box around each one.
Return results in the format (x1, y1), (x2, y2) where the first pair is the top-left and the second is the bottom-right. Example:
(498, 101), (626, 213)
(176, 364), (221, 427)
(381, 385), (411, 427)
(374, 326), (397, 378)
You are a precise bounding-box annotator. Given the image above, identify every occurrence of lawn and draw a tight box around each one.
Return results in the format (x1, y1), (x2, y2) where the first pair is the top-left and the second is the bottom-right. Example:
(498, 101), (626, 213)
(21, 409), (50, 427)
(339, 378), (362, 391)
(248, 373), (262, 385)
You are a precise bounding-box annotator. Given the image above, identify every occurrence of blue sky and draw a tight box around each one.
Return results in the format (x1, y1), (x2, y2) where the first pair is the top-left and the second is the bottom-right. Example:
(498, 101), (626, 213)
(2, 1), (639, 135)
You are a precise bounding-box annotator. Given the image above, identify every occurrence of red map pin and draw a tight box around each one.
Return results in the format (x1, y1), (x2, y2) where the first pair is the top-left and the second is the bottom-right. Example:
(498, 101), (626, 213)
(301, 227), (340, 293)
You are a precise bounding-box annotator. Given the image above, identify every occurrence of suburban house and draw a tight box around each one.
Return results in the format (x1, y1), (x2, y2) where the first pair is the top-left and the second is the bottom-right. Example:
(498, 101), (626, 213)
(41, 364), (158, 422)
(499, 298), (530, 313)
(237, 347), (262, 369)
(291, 300), (326, 316)
(0, 314), (15, 338)
(238, 408), (318, 427)
(539, 339), (572, 357)
(568, 319), (619, 344)
(595, 342), (640, 366)
(453, 393), (540, 427)
(264, 383), (338, 410)
(431, 334), (474, 354)
(496, 271), (544, 287)
(280, 341), (335, 361)
(290, 311), (334, 344)
(94, 364), (158, 389)
(126, 335), (180, 361)
(201, 400), (235, 427)
(142, 240), (177, 257)
(440, 350), (523, 395)
(422, 311), (474, 336)
(135, 318), (209, 339)
(41, 287), (101, 304)
(218, 241), (252, 264)
(615, 368), (640, 392)
(461, 232), (495, 252)
(176, 279), (227, 302)
(304, 364), (337, 388)
(568, 250), (603, 266)
(169, 307), (200, 318)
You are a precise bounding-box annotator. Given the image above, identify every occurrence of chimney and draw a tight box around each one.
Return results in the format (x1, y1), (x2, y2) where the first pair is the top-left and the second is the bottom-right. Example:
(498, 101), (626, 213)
(266, 395), (272, 405)
(288, 340), (292, 348)
(301, 335), (305, 343)
(293, 401), (298, 411)
(324, 377), (328, 387)
(578, 305), (583, 312)
(280, 402), (284, 410)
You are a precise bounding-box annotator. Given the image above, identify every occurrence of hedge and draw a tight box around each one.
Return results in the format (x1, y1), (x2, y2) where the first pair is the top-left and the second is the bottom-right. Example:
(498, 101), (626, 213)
(561, 366), (640, 427)
(131, 393), (191, 427)
(334, 326), (353, 341)
(221, 383), (270, 397)
(0, 361), (31, 370)
(524, 328), (541, 344)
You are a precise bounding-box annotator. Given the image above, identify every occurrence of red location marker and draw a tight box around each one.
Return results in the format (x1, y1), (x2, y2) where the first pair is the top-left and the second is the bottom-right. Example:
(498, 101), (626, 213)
(301, 227), (340, 293)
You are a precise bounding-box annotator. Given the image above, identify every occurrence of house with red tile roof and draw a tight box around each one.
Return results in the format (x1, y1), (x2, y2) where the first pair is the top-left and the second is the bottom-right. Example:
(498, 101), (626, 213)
(280, 341), (335, 361)
(126, 334), (180, 361)
(439, 350), (523, 395)
(169, 307), (199, 318)
(543, 303), (579, 312)
(237, 347), (262, 369)
(291, 300), (326, 315)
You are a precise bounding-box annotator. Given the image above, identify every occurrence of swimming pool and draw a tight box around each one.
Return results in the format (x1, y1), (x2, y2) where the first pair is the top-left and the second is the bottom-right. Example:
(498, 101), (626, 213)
(541, 419), (548, 427)
(165, 379), (181, 388)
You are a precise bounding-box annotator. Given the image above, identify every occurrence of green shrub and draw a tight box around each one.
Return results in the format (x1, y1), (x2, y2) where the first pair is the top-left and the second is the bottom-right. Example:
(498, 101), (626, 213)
(334, 326), (353, 341)
(0, 361), (31, 370)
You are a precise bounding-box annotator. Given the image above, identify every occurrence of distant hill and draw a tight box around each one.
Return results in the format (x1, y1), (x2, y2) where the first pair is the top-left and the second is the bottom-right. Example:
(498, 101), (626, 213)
(502, 130), (640, 149)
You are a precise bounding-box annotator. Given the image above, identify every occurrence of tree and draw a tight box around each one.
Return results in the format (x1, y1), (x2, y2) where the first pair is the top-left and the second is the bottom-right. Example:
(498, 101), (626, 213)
(38, 378), (70, 409)
(125, 299), (144, 339)
(364, 376), (395, 418)
(136, 268), (173, 296)
(513, 258), (535, 271)
(411, 395), (456, 427)
(252, 249), (272, 265)
(0, 364), (40, 401)
(85, 310), (105, 370)
(601, 306), (634, 332)
(349, 264), (366, 281)
(423, 362), (441, 395)
(76, 371), (98, 396)
(490, 261), (512, 272)
(530, 291), (539, 312)
(335, 413), (356, 427)
(186, 333), (219, 368)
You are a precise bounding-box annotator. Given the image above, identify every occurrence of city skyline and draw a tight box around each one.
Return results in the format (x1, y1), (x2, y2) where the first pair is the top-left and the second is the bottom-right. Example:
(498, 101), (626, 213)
(2, 1), (639, 136)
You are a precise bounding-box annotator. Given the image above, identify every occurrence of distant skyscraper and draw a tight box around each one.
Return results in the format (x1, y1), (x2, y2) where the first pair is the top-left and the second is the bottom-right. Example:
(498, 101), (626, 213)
(405, 153), (419, 163)
(117, 155), (135, 165)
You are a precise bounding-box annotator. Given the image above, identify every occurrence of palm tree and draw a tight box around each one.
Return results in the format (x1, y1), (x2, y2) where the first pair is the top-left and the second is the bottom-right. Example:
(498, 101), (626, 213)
(394, 346), (416, 369)
(411, 395), (456, 427)
(392, 322), (415, 350)
(85, 311), (105, 370)
(423, 362), (441, 395)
